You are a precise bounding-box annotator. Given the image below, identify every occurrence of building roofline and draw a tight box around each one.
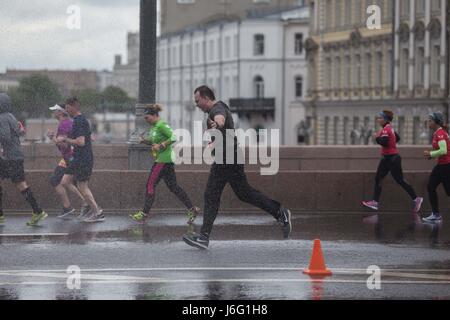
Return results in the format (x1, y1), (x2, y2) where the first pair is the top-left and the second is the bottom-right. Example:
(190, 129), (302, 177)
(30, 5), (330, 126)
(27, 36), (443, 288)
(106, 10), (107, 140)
(158, 6), (309, 40)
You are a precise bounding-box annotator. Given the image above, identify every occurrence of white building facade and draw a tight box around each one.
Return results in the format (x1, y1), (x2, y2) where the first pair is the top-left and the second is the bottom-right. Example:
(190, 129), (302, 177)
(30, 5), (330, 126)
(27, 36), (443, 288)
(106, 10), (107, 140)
(111, 32), (140, 99)
(0, 75), (19, 93)
(156, 7), (310, 145)
(306, 0), (449, 145)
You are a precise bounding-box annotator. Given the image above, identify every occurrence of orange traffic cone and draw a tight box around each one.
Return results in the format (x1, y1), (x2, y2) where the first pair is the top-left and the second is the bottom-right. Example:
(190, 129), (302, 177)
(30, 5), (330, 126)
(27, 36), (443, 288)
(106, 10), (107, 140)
(303, 239), (332, 277)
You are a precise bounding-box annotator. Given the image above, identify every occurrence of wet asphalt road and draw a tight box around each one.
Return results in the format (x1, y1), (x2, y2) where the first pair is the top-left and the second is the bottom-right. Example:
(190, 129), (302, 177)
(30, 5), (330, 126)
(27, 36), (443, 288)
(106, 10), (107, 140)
(0, 212), (449, 300)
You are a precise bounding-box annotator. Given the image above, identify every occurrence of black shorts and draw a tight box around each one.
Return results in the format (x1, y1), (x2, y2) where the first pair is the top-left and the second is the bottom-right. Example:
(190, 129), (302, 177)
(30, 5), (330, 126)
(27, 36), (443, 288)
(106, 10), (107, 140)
(65, 161), (93, 182)
(50, 166), (67, 188)
(0, 159), (26, 184)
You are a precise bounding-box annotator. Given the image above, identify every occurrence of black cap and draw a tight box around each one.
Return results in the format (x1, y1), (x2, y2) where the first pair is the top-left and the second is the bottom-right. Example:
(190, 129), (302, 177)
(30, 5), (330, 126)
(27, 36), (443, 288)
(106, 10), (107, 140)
(429, 112), (445, 126)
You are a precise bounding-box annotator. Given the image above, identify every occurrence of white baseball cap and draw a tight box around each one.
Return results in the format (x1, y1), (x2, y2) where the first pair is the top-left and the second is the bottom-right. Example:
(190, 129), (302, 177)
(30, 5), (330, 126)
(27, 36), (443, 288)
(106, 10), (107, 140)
(49, 104), (66, 112)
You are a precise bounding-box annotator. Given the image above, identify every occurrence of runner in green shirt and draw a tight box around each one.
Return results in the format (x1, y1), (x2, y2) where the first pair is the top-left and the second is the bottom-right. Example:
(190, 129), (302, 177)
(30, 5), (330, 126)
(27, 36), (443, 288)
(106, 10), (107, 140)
(130, 104), (200, 225)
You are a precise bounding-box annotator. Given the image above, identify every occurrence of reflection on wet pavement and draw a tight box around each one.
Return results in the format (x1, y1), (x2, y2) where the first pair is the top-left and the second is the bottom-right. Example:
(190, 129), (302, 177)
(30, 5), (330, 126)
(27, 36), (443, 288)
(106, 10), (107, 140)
(0, 212), (449, 300)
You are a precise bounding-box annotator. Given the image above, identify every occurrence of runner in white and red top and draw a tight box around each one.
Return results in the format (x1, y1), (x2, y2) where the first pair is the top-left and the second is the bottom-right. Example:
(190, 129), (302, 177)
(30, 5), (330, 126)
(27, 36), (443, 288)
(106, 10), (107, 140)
(423, 112), (450, 223)
(362, 110), (423, 213)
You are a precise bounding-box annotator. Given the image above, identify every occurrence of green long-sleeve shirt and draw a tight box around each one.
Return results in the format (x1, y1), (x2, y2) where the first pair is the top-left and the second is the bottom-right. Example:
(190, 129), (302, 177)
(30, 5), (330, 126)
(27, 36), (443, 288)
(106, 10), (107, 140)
(430, 140), (448, 158)
(145, 120), (176, 163)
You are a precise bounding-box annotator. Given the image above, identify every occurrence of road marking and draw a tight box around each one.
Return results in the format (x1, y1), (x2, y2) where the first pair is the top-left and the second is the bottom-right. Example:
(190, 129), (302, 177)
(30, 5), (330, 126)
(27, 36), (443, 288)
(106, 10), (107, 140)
(0, 272), (158, 281)
(1, 267), (450, 286)
(0, 233), (69, 237)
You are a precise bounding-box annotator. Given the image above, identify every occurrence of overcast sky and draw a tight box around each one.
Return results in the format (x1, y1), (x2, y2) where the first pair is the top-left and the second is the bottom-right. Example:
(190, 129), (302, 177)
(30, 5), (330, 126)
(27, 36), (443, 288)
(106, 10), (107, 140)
(0, 0), (146, 73)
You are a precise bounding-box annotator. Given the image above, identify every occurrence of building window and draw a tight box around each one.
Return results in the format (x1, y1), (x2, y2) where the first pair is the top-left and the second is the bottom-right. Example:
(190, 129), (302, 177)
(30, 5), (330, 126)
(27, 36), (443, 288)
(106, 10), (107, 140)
(360, 0), (367, 23)
(375, 52), (383, 87)
(209, 39), (214, 61)
(254, 34), (265, 56)
(386, 50), (392, 88)
(185, 44), (191, 64)
(295, 33), (303, 55)
(343, 117), (349, 145)
(432, 45), (441, 85)
(324, 117), (330, 145)
(387, 0), (393, 19)
(325, 58), (332, 89)
(295, 76), (303, 98)
(364, 53), (372, 88)
(194, 43), (200, 63)
(254, 75), (265, 98)
(334, 57), (341, 89)
(335, 0), (341, 27)
(344, 56), (351, 88)
(344, 0), (352, 27)
(398, 117), (405, 144)
(416, 0), (426, 14)
(353, 55), (361, 88)
(354, 0), (361, 25)
(216, 39), (220, 60)
(225, 36), (231, 59)
(413, 116), (421, 144)
(432, 0), (441, 11)
(333, 117), (340, 145)
(325, 0), (333, 29)
(401, 48), (409, 85)
(416, 47), (425, 85)
(173, 47), (177, 66)
(401, 0), (410, 16)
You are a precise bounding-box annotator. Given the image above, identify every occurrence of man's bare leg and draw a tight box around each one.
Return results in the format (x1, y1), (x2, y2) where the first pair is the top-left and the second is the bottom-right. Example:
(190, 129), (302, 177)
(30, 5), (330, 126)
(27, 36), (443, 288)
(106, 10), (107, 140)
(76, 181), (100, 214)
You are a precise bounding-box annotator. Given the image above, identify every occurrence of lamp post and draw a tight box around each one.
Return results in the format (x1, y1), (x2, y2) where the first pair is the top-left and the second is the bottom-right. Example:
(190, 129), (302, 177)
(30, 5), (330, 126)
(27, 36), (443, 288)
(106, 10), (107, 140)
(129, 0), (158, 169)
(445, 0), (450, 124)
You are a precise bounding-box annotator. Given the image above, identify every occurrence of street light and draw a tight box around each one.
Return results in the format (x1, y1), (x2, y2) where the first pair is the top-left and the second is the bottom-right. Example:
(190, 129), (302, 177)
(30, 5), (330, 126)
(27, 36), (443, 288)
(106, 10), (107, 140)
(129, 0), (158, 169)
(446, 0), (450, 124)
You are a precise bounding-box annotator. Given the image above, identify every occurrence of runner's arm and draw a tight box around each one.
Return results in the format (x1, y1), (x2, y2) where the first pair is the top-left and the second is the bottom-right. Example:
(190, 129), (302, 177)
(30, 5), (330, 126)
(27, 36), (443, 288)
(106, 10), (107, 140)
(430, 140), (447, 158)
(212, 115), (226, 129)
(159, 124), (177, 149)
(65, 136), (85, 147)
(375, 135), (389, 147)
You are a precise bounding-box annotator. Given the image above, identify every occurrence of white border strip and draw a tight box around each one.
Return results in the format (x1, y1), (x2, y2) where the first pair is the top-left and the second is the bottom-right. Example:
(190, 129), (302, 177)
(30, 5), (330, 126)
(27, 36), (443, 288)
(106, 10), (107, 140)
(0, 233), (69, 237)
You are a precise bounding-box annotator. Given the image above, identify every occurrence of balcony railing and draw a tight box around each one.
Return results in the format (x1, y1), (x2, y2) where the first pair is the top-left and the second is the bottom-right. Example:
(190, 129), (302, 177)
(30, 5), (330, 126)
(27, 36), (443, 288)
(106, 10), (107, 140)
(229, 98), (275, 117)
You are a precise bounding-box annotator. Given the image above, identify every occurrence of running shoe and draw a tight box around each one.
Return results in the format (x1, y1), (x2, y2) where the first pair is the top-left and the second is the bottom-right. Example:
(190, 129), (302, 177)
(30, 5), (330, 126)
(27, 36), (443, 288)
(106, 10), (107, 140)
(422, 213), (443, 224)
(83, 210), (105, 223)
(130, 211), (149, 224)
(0, 215), (5, 225)
(58, 207), (76, 219)
(278, 207), (292, 239)
(412, 197), (424, 214)
(78, 204), (91, 220)
(27, 211), (48, 227)
(362, 200), (379, 211)
(183, 233), (209, 250)
(187, 207), (201, 225)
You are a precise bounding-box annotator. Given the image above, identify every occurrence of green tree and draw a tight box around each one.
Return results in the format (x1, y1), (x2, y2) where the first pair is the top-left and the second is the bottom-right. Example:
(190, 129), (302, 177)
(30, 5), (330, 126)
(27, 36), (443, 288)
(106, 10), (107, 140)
(71, 88), (103, 114)
(8, 74), (62, 118)
(102, 86), (134, 112)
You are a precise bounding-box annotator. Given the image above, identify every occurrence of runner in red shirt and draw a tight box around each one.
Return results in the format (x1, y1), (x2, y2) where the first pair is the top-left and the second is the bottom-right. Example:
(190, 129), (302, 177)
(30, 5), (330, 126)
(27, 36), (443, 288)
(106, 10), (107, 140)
(362, 110), (423, 213)
(423, 112), (450, 224)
